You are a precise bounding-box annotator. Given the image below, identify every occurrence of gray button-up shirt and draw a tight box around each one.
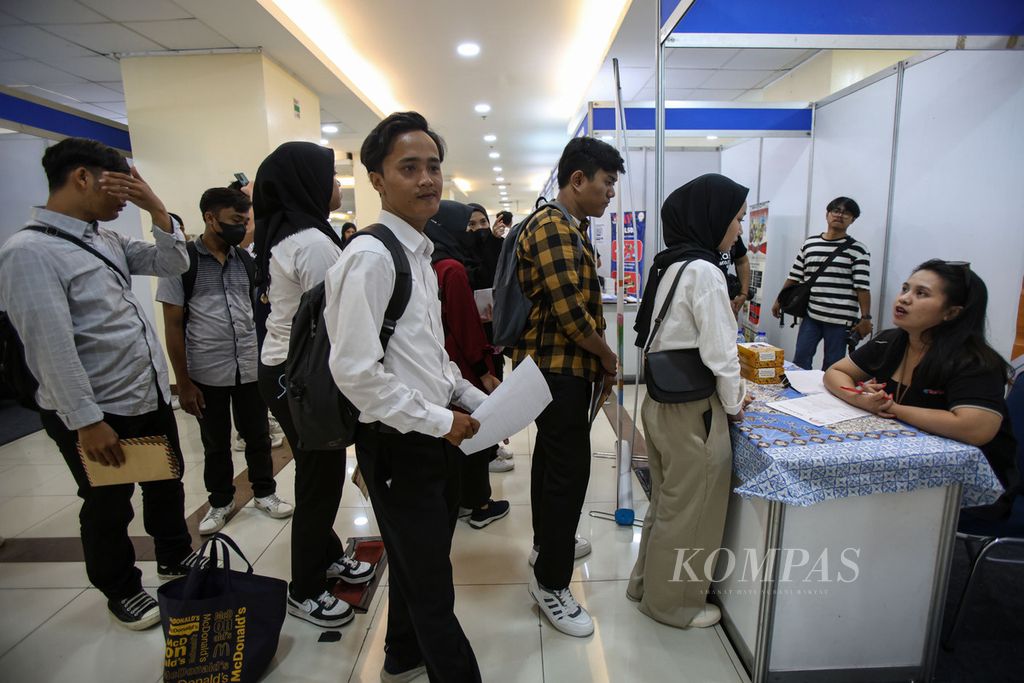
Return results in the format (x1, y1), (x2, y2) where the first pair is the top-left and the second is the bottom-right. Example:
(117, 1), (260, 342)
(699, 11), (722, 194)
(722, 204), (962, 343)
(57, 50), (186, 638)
(0, 207), (188, 430)
(156, 237), (258, 387)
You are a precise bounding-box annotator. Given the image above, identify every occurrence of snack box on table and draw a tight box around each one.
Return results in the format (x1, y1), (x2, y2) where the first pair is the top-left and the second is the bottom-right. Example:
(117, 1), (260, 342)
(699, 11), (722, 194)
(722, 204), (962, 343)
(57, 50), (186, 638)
(737, 342), (784, 368)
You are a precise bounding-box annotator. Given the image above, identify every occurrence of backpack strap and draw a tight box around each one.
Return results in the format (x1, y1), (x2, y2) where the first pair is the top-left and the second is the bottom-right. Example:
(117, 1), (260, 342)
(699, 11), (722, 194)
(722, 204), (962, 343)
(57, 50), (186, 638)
(24, 224), (129, 287)
(233, 246), (258, 314)
(353, 224), (412, 353)
(181, 241), (200, 318)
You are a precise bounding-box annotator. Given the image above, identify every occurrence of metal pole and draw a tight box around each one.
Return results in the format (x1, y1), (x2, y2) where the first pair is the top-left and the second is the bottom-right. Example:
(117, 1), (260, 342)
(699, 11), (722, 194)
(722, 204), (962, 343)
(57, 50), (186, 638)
(877, 60), (906, 327)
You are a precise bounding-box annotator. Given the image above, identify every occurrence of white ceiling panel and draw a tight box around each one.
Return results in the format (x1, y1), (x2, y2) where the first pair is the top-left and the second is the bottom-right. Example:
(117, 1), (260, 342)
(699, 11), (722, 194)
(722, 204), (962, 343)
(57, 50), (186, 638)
(587, 65), (655, 102)
(5, 85), (86, 109)
(78, 0), (193, 22)
(666, 48), (740, 69)
(45, 23), (165, 53)
(0, 47), (24, 61)
(723, 48), (816, 71)
(99, 80), (123, 93)
(664, 67), (714, 89)
(39, 82), (124, 102)
(0, 25), (97, 59)
(46, 55), (122, 81)
(700, 69), (775, 90)
(0, 59), (84, 85)
(0, 11), (25, 25)
(124, 19), (236, 50)
(95, 100), (126, 115)
(3, 0), (108, 24)
(687, 88), (748, 101)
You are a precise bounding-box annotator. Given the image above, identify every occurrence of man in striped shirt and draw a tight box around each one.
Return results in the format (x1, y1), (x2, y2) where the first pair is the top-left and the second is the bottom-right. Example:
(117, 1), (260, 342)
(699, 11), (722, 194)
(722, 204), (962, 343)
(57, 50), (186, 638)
(772, 196), (873, 370)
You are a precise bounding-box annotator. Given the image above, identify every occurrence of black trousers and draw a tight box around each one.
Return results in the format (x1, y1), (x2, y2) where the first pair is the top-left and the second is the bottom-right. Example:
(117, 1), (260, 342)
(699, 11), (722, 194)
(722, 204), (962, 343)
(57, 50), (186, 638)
(531, 372), (592, 590)
(194, 380), (274, 508)
(460, 445), (496, 509)
(258, 362), (345, 601)
(39, 397), (191, 600)
(356, 426), (481, 683)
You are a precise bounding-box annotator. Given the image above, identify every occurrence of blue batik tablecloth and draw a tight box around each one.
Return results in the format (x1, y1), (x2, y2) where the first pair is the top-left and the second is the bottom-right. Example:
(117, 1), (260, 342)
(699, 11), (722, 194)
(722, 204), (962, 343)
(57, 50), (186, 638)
(730, 385), (1004, 507)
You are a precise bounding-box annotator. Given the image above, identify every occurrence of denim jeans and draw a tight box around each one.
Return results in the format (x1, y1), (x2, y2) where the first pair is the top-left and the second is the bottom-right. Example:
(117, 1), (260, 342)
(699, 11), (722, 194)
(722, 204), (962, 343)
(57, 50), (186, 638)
(793, 317), (849, 370)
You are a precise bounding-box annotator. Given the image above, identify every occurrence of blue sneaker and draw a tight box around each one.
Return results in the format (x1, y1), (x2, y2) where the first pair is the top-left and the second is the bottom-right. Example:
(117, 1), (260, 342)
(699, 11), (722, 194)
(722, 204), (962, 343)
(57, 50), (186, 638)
(468, 499), (510, 529)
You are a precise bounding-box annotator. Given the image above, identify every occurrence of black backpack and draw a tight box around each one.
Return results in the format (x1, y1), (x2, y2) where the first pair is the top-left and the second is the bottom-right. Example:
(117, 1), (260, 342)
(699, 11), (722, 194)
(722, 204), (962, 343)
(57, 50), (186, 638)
(491, 202), (575, 348)
(284, 224), (411, 450)
(1, 225), (130, 410)
(180, 240), (257, 323)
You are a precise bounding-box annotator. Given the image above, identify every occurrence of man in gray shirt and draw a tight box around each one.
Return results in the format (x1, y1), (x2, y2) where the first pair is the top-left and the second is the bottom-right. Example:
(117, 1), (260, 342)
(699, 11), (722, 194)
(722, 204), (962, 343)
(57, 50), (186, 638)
(157, 188), (293, 536)
(0, 137), (197, 631)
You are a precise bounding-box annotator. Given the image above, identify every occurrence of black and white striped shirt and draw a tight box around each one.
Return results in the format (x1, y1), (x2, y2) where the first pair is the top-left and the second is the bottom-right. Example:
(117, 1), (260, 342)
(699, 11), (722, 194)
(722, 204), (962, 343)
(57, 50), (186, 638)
(788, 234), (870, 325)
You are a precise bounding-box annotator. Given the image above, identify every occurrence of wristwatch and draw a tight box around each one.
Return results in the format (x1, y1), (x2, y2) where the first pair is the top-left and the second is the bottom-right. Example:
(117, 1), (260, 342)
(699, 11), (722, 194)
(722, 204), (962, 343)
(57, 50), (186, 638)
(860, 315), (872, 320)
(747, 288), (756, 300)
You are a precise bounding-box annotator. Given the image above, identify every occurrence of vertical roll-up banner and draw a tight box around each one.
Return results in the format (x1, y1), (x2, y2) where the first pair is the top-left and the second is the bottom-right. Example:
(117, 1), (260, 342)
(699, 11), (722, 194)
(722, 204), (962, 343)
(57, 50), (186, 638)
(743, 202), (770, 341)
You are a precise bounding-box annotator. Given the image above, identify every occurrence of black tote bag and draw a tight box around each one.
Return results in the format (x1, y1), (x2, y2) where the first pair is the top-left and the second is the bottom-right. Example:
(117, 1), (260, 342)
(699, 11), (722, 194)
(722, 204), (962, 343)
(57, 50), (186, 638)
(158, 533), (287, 683)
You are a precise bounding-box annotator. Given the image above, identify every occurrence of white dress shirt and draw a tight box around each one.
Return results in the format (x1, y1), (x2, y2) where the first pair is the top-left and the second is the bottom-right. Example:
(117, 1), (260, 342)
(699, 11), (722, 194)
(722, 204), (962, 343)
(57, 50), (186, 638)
(325, 211), (487, 437)
(647, 259), (744, 415)
(260, 228), (343, 367)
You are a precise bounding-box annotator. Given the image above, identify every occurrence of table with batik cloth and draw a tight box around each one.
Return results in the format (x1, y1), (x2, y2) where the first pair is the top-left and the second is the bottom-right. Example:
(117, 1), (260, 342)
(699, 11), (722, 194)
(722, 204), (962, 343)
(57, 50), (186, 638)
(714, 383), (1004, 683)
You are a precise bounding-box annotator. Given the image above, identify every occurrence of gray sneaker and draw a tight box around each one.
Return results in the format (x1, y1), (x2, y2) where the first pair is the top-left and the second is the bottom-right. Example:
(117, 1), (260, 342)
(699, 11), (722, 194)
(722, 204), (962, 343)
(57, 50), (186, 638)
(198, 501), (234, 535)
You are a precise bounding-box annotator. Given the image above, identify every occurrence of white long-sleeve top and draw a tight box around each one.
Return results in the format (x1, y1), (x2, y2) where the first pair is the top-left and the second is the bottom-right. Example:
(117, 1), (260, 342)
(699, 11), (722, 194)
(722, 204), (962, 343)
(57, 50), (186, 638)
(646, 259), (744, 415)
(324, 211), (487, 437)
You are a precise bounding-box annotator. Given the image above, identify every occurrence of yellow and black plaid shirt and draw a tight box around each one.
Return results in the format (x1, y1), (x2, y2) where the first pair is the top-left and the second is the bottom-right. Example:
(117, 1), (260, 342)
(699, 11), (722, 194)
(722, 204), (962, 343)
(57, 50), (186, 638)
(512, 207), (606, 381)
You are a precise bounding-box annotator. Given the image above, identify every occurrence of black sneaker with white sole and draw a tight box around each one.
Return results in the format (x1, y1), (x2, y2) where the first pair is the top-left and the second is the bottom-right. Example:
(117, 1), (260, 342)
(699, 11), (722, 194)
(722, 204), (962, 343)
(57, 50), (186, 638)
(108, 590), (161, 630)
(325, 554), (375, 584)
(468, 499), (510, 529)
(287, 590), (354, 628)
(157, 549), (210, 580)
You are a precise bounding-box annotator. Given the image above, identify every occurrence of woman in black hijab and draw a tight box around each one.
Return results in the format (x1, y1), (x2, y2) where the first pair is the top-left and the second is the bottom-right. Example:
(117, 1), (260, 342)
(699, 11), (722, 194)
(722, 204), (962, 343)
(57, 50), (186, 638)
(253, 141), (373, 630)
(465, 203), (504, 289)
(627, 173), (749, 630)
(426, 200), (513, 527)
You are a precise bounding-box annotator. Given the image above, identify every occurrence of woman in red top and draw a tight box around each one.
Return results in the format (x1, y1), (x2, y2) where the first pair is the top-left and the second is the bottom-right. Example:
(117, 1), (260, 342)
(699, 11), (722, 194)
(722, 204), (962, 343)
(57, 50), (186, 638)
(427, 200), (511, 528)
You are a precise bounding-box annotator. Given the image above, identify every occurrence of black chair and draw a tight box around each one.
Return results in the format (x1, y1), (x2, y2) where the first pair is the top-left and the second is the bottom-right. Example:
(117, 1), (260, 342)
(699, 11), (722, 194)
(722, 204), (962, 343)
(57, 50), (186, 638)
(942, 373), (1024, 649)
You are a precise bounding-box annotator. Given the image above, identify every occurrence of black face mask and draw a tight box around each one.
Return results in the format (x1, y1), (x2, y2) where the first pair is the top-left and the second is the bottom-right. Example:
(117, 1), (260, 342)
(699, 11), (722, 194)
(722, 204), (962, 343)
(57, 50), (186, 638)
(216, 221), (247, 247)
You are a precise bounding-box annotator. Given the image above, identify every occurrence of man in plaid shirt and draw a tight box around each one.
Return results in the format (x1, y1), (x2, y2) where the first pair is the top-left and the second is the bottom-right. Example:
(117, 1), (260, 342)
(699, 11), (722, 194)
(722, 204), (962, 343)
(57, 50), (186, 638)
(513, 137), (624, 637)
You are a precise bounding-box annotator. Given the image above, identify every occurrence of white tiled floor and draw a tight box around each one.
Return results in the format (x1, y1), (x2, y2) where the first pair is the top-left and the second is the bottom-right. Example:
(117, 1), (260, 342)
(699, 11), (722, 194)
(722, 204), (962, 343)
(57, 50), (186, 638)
(0, 403), (749, 683)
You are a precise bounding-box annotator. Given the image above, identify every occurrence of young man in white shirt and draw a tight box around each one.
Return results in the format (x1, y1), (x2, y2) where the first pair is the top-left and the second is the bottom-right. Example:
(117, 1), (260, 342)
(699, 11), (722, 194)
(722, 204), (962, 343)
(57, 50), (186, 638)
(326, 112), (485, 683)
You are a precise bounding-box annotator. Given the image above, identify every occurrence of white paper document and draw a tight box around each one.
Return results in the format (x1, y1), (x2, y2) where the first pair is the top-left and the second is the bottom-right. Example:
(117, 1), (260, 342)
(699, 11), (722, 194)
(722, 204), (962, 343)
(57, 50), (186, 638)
(458, 355), (553, 454)
(473, 288), (493, 319)
(766, 392), (872, 427)
(784, 369), (827, 395)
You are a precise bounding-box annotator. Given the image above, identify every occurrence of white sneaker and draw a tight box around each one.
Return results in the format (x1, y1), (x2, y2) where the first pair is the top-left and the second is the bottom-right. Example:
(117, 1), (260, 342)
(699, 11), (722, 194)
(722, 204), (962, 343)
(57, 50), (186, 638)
(198, 501), (234, 535)
(253, 494), (293, 519)
(496, 443), (514, 460)
(528, 536), (592, 567)
(326, 555), (376, 584)
(489, 457), (514, 473)
(287, 590), (354, 628)
(529, 575), (594, 637)
(269, 417), (285, 449)
(687, 603), (721, 628)
(232, 434), (246, 452)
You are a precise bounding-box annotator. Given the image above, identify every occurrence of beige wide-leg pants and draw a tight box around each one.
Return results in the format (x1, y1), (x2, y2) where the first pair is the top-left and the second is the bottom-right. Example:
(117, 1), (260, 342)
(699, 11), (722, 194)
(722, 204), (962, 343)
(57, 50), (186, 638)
(627, 393), (732, 628)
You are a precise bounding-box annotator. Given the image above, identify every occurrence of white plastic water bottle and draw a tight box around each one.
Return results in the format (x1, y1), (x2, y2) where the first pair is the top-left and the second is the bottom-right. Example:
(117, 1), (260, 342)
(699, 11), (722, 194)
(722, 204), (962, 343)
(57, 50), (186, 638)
(736, 328), (745, 344)
(756, 330), (767, 344)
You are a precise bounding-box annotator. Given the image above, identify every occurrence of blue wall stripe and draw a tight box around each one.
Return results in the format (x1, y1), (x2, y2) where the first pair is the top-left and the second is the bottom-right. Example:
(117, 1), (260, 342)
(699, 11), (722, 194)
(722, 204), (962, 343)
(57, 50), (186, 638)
(592, 106), (812, 132)
(672, 0), (1024, 36)
(0, 92), (131, 151)
(660, 0), (682, 31)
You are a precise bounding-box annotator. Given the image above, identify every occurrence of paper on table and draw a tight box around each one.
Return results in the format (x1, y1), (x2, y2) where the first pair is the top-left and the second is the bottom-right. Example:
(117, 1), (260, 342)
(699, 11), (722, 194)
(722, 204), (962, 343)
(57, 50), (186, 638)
(458, 355), (552, 454)
(766, 392), (872, 426)
(784, 369), (827, 395)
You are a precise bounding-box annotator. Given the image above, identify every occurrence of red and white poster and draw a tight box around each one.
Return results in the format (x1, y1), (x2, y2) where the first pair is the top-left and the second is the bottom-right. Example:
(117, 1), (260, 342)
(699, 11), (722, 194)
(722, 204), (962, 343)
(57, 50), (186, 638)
(742, 202), (769, 341)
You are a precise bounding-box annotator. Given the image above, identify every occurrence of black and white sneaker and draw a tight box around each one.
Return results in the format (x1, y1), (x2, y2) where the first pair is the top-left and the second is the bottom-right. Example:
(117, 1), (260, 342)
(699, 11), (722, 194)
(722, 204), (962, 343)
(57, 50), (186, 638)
(326, 554), (375, 584)
(528, 536), (592, 567)
(468, 499), (510, 529)
(157, 550), (210, 580)
(108, 590), (161, 630)
(529, 575), (594, 637)
(287, 590), (354, 628)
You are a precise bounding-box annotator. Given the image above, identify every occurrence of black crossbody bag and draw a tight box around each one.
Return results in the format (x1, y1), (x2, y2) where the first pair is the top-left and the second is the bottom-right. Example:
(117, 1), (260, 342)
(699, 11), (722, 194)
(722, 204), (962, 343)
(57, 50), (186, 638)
(776, 236), (854, 327)
(642, 260), (717, 404)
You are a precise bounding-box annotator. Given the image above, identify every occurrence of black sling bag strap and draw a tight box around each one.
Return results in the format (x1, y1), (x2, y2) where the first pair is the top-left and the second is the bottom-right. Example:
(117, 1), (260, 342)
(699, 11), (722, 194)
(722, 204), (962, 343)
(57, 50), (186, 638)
(24, 224), (130, 287)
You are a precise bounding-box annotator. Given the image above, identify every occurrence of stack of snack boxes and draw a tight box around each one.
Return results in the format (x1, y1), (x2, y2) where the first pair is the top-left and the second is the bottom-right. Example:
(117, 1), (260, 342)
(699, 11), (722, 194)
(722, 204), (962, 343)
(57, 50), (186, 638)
(737, 342), (785, 384)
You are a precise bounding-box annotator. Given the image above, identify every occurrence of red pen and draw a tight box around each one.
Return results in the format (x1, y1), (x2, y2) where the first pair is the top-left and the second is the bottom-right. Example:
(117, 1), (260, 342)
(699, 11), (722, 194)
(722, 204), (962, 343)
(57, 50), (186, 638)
(840, 386), (864, 394)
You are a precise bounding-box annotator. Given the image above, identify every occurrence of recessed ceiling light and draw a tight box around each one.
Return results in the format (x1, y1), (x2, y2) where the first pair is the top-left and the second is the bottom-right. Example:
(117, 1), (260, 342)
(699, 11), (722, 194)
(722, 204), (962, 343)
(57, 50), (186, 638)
(475, 103), (491, 114)
(321, 124), (338, 133)
(320, 138), (329, 145)
(492, 166), (502, 172)
(457, 42), (480, 57)
(495, 176), (505, 182)
(483, 134), (496, 143)
(488, 151), (500, 159)
(498, 185), (507, 190)
(706, 135), (719, 140)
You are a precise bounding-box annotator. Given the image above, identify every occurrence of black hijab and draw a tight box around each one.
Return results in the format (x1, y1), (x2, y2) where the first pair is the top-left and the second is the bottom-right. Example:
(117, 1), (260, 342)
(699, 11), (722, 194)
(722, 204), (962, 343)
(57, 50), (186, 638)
(426, 200), (475, 265)
(252, 141), (338, 285)
(465, 203), (503, 288)
(634, 173), (749, 347)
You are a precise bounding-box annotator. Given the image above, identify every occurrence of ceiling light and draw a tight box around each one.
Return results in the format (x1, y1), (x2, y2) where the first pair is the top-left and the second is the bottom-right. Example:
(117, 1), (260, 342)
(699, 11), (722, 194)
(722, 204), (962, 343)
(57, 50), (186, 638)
(706, 135), (719, 140)
(452, 177), (472, 193)
(475, 103), (491, 114)
(483, 134), (496, 143)
(457, 42), (480, 57)
(488, 151), (500, 159)
(321, 124), (338, 133)
(320, 138), (329, 145)
(498, 185), (507, 190)
(495, 176), (505, 182)
(492, 166), (502, 172)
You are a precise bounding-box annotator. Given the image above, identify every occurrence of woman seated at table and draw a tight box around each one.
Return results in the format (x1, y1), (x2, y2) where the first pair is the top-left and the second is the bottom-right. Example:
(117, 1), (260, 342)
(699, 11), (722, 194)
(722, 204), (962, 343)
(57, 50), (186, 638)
(628, 174), (750, 629)
(824, 259), (1019, 513)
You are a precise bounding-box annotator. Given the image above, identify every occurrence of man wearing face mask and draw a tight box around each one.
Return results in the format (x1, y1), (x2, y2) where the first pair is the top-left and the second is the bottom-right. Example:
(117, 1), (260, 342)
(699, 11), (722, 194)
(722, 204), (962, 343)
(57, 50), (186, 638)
(158, 188), (293, 535)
